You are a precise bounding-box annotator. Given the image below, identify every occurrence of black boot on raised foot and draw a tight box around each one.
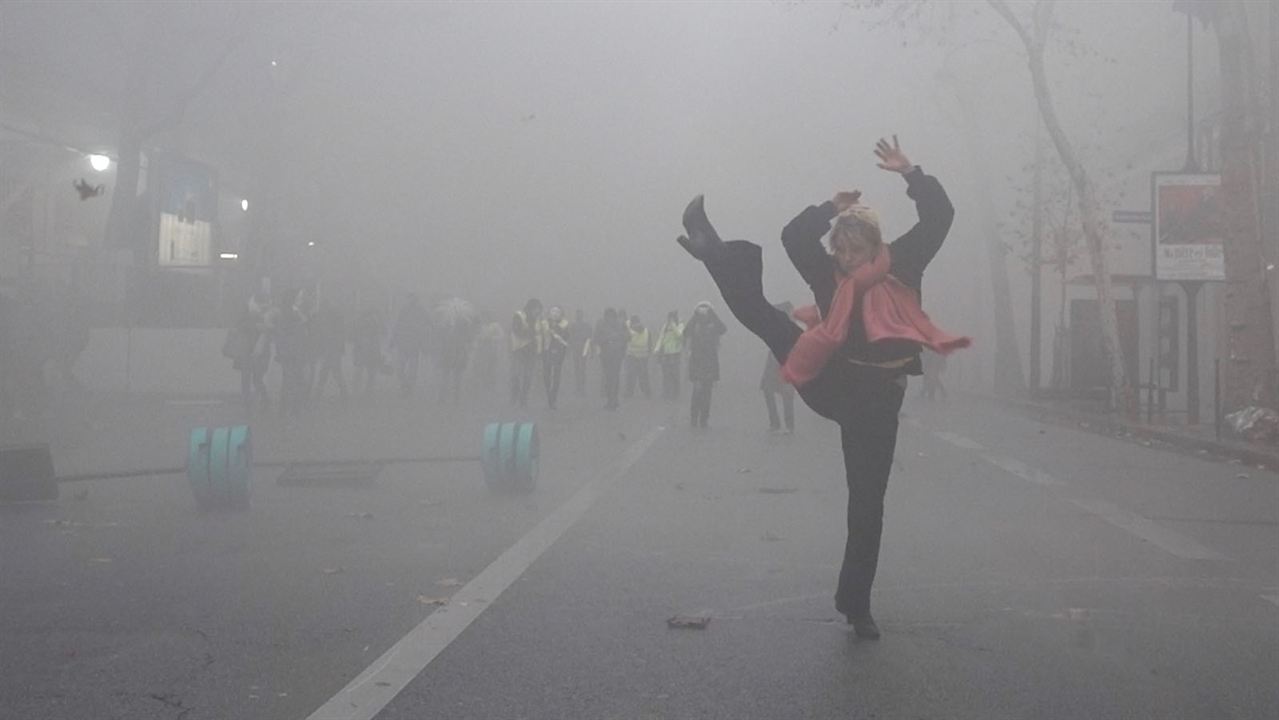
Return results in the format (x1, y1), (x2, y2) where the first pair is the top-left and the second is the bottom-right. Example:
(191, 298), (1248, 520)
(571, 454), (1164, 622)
(677, 195), (724, 261)
(846, 613), (881, 640)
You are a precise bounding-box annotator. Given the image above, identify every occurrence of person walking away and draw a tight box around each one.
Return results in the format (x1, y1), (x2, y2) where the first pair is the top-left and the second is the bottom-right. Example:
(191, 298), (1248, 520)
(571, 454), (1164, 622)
(654, 310), (685, 400)
(624, 314), (652, 399)
(270, 289), (309, 420)
(311, 299), (349, 404)
(593, 307), (627, 410)
(226, 292), (271, 414)
(683, 302), (727, 428)
(509, 298), (542, 408)
(539, 305), (570, 409)
(674, 136), (966, 639)
(761, 302), (797, 434)
(351, 306), (386, 401)
(568, 308), (593, 396)
(391, 293), (429, 396)
(474, 319), (503, 393)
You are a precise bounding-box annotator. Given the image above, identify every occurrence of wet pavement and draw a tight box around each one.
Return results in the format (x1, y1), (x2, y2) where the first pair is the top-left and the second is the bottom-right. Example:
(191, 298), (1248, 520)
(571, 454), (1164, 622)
(2, 381), (1276, 719)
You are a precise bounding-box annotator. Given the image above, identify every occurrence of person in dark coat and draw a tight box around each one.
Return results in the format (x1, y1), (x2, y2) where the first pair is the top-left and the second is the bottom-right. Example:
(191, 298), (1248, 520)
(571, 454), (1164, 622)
(311, 299), (348, 404)
(675, 136), (963, 640)
(683, 301), (727, 428)
(391, 293), (430, 396)
(760, 301), (797, 434)
(593, 307), (627, 410)
(227, 291), (272, 414)
(567, 309), (593, 396)
(351, 306), (386, 400)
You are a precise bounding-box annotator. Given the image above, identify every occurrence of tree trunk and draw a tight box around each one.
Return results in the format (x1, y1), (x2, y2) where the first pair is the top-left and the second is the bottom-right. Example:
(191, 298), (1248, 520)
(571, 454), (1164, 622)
(952, 99), (1027, 395)
(986, 0), (1133, 413)
(1216, 1), (1277, 411)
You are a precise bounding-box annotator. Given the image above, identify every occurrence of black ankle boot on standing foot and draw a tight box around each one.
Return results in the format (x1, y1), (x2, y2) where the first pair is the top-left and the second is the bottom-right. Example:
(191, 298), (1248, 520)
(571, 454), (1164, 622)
(846, 612), (881, 640)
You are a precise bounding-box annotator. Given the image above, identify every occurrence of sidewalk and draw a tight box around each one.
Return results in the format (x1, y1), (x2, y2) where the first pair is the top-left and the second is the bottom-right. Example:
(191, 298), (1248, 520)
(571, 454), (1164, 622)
(980, 392), (1279, 471)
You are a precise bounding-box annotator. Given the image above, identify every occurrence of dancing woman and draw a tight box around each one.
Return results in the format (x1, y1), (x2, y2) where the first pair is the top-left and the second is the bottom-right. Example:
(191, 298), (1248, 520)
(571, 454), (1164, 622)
(676, 136), (968, 639)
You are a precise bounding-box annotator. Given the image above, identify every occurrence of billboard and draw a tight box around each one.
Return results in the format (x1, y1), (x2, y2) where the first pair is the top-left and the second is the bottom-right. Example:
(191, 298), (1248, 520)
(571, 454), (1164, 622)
(1153, 172), (1225, 281)
(154, 155), (217, 267)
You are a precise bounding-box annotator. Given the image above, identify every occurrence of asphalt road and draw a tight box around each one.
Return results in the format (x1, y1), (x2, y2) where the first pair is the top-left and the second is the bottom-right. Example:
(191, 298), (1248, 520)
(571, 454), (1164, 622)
(2, 380), (1276, 719)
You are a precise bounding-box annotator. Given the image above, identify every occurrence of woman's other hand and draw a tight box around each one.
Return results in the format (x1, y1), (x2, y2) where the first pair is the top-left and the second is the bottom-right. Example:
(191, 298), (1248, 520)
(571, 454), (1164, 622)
(874, 135), (913, 173)
(832, 190), (862, 213)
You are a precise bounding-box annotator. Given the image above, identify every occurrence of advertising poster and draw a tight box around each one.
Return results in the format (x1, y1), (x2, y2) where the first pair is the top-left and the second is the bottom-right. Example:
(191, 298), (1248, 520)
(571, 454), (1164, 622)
(1153, 173), (1225, 281)
(155, 155), (217, 267)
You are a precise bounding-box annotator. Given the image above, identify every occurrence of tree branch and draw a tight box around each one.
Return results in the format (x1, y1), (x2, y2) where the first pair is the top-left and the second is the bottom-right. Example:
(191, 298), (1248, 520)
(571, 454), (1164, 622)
(985, 0), (1035, 51)
(138, 13), (246, 139)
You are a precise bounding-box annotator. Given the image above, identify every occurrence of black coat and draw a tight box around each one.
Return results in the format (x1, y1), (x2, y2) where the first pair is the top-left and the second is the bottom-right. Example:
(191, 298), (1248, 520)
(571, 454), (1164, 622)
(684, 310), (727, 382)
(780, 167), (954, 376)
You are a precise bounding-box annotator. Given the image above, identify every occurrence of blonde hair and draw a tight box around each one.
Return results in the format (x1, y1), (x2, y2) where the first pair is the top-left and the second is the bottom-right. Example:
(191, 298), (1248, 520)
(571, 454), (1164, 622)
(830, 205), (883, 250)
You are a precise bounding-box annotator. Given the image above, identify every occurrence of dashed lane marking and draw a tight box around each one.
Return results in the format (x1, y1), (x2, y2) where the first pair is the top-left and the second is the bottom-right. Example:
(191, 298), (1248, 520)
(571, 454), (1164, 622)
(981, 453), (1065, 487)
(933, 431), (985, 450)
(304, 426), (665, 720)
(1069, 498), (1230, 562)
(918, 421), (1232, 563)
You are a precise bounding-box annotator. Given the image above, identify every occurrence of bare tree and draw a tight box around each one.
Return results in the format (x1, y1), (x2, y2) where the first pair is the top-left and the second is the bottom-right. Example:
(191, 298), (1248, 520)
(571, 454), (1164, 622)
(102, 7), (245, 252)
(985, 0), (1133, 414)
(1193, 1), (1277, 413)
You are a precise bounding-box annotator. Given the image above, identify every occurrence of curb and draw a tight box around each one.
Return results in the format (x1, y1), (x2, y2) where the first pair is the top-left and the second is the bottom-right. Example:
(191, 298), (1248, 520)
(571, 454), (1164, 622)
(986, 393), (1279, 470)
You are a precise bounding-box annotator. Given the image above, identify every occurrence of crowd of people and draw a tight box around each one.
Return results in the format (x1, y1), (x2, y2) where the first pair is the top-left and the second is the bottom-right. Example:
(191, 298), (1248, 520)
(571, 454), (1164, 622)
(223, 286), (765, 430)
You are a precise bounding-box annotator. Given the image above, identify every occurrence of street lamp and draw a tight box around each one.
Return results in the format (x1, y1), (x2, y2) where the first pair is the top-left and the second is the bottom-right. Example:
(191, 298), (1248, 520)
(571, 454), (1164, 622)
(241, 198), (249, 212)
(88, 154), (110, 172)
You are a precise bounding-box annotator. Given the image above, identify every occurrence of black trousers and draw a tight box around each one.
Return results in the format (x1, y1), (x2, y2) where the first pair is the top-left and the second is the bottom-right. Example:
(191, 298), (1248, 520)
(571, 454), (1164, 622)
(704, 240), (905, 618)
(543, 351), (565, 408)
(690, 380), (714, 427)
(600, 352), (623, 409)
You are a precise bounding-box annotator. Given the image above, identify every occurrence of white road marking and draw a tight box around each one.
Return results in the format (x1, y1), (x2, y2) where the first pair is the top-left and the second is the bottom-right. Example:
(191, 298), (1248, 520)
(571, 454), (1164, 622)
(304, 426), (665, 720)
(982, 454), (1064, 487)
(922, 423), (1232, 563)
(1069, 498), (1229, 561)
(934, 431), (985, 450)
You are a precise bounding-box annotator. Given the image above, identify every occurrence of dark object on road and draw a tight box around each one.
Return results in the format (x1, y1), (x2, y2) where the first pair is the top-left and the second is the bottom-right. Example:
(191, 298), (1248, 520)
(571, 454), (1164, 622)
(0, 443), (58, 502)
(72, 178), (104, 200)
(667, 615), (712, 629)
(40, 421), (540, 513)
(278, 462), (382, 487)
(847, 612), (880, 640)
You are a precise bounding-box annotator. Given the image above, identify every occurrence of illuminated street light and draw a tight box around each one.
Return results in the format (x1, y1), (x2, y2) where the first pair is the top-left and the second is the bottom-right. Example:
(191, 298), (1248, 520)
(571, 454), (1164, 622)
(307, 240), (316, 247)
(241, 198), (249, 212)
(88, 154), (110, 172)
(219, 252), (239, 260)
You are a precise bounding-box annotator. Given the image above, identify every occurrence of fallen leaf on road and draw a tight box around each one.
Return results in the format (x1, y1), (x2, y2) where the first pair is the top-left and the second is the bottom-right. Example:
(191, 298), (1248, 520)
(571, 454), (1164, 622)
(762, 531), (784, 542)
(1235, 473), (1250, 479)
(322, 567), (345, 575)
(417, 595), (449, 606)
(736, 468), (752, 474)
(436, 578), (463, 588)
(758, 487), (797, 494)
(667, 615), (711, 629)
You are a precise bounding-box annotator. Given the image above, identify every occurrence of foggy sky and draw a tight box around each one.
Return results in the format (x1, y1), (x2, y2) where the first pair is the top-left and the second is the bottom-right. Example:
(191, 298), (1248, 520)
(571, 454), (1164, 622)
(1, 1), (1216, 356)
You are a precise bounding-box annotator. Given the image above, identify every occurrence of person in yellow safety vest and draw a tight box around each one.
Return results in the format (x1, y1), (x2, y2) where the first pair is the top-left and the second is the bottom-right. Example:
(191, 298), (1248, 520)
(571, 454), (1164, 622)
(624, 314), (653, 399)
(537, 305), (571, 409)
(509, 298), (542, 408)
(654, 309), (686, 400)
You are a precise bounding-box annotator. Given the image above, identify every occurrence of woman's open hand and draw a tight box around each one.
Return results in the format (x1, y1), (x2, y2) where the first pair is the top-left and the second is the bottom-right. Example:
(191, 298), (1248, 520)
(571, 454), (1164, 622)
(832, 190), (862, 214)
(874, 135), (913, 173)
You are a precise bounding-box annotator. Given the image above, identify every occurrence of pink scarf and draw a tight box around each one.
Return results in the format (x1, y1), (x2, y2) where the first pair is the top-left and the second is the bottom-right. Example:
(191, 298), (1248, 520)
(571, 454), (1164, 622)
(780, 245), (970, 387)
